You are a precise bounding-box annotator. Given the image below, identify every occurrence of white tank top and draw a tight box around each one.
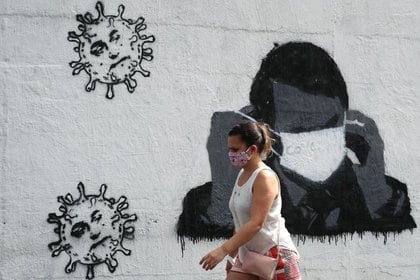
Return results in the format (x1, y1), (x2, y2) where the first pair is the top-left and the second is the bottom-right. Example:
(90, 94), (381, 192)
(228, 166), (298, 261)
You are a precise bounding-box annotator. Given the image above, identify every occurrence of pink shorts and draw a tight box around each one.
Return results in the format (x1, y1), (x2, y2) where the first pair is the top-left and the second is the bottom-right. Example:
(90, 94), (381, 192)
(230, 246), (301, 280)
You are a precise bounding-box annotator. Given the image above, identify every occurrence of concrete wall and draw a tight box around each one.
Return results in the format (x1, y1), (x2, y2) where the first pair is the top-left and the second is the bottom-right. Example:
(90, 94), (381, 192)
(0, 0), (419, 279)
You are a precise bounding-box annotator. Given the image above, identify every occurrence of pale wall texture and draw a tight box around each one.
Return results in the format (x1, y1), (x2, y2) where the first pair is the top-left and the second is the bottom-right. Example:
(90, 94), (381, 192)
(0, 0), (419, 279)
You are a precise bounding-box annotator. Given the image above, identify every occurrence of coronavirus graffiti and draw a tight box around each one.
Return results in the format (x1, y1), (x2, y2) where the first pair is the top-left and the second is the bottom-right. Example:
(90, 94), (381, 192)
(68, 2), (155, 99)
(47, 182), (137, 279)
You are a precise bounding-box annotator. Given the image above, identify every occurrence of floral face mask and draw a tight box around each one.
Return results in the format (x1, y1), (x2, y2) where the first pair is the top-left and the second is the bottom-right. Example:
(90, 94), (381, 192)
(228, 147), (252, 167)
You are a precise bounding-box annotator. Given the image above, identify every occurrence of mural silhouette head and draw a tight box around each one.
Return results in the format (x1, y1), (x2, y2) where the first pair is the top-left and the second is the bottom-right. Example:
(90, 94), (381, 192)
(249, 42), (349, 132)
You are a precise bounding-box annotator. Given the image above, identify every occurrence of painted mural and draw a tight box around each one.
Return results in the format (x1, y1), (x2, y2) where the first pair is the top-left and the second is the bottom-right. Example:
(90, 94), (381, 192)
(177, 42), (416, 251)
(68, 2), (155, 99)
(48, 182), (137, 279)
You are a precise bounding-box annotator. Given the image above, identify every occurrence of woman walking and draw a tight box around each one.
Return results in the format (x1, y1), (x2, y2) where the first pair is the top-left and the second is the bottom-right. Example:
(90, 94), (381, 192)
(199, 121), (301, 280)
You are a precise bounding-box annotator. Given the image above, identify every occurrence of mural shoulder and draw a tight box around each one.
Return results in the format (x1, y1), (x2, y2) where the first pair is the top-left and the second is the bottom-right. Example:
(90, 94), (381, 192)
(176, 182), (233, 242)
(371, 176), (417, 231)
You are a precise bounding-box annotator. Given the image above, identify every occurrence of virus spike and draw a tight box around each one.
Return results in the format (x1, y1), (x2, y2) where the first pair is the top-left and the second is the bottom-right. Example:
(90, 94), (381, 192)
(65, 193), (74, 204)
(52, 245), (66, 257)
(48, 240), (62, 251)
(77, 24), (86, 32)
(115, 196), (127, 206)
(135, 23), (147, 33)
(135, 65), (150, 77)
(143, 48), (153, 55)
(124, 233), (135, 240)
(68, 37), (80, 44)
(110, 239), (119, 246)
(122, 214), (137, 223)
(105, 256), (118, 272)
(69, 61), (81, 68)
(90, 197), (96, 207)
(117, 4), (125, 18)
(84, 12), (93, 23)
(142, 54), (153, 61)
(69, 61), (85, 75)
(115, 246), (131, 256)
(140, 35), (155, 43)
(86, 264), (95, 279)
(65, 258), (77, 273)
(67, 31), (81, 43)
(123, 226), (135, 235)
(106, 84), (115, 99)
(117, 202), (128, 211)
(123, 228), (135, 240)
(99, 184), (108, 198)
(95, 1), (105, 18)
(72, 67), (85, 75)
(132, 16), (144, 25)
(76, 14), (87, 24)
(85, 76), (96, 92)
(47, 213), (62, 224)
(59, 205), (67, 213)
(57, 196), (67, 205)
(124, 76), (137, 93)
(130, 61), (138, 67)
(77, 182), (87, 200)
(68, 31), (78, 38)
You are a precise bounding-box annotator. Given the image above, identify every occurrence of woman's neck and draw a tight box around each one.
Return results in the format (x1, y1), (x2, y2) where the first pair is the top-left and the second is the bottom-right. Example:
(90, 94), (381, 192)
(242, 158), (265, 172)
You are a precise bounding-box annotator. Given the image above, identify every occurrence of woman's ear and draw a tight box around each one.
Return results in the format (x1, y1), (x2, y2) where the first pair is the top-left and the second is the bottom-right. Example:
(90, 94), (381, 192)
(251, 144), (258, 153)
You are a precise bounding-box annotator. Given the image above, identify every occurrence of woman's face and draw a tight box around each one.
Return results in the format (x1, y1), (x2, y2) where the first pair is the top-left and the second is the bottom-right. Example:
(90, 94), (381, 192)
(227, 135), (249, 153)
(227, 135), (257, 166)
(227, 135), (258, 155)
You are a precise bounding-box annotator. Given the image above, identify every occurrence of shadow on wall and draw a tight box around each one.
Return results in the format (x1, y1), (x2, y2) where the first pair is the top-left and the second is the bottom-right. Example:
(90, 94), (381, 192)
(48, 182), (137, 279)
(177, 42), (416, 252)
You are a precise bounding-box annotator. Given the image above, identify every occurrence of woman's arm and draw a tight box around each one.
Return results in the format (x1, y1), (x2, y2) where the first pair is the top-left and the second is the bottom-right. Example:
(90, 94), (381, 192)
(200, 170), (279, 270)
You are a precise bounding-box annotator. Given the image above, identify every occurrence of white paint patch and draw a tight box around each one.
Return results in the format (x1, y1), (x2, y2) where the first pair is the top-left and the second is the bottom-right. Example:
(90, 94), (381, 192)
(277, 126), (346, 182)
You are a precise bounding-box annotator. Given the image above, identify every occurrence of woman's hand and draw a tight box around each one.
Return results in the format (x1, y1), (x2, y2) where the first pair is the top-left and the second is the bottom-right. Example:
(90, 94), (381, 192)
(225, 256), (234, 273)
(225, 260), (232, 272)
(226, 248), (238, 273)
(199, 246), (228, 271)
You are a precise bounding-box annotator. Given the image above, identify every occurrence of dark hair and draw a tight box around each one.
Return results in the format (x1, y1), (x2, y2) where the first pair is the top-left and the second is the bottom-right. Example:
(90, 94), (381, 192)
(228, 121), (274, 157)
(249, 41), (348, 126)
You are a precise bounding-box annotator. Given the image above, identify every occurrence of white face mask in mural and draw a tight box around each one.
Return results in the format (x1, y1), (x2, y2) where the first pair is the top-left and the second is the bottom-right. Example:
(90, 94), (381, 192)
(274, 125), (346, 182)
(234, 110), (346, 181)
(229, 147), (252, 167)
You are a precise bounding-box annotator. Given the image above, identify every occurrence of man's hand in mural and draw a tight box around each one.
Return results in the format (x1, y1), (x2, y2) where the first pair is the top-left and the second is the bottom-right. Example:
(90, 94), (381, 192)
(199, 246), (228, 270)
